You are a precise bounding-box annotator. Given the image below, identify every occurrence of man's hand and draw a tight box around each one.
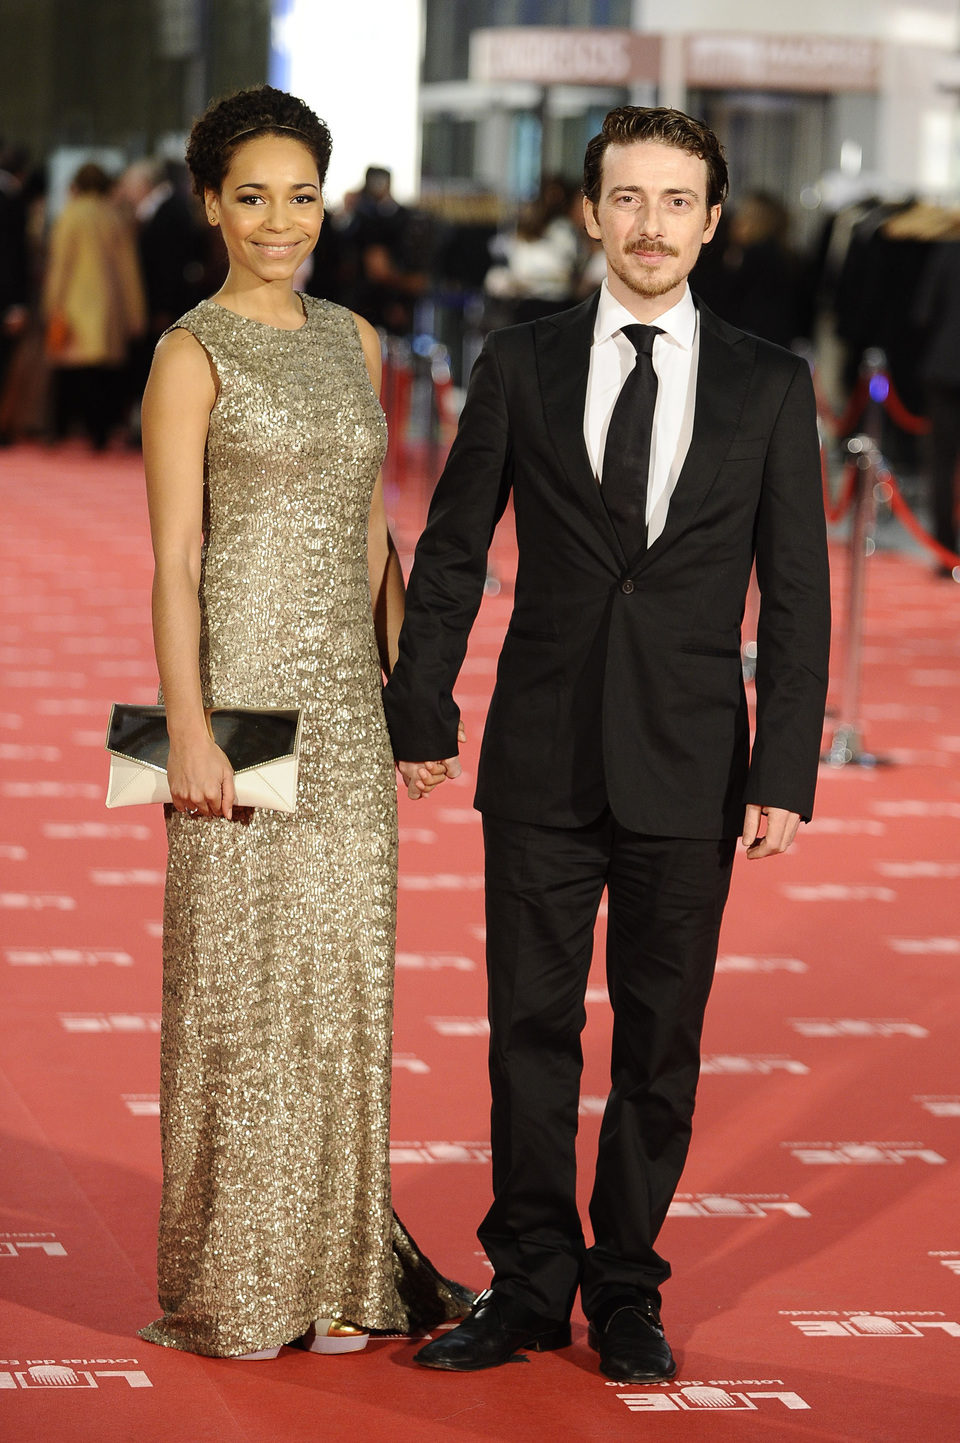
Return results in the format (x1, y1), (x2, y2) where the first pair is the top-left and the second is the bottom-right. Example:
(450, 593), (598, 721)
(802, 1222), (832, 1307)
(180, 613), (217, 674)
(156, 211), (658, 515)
(397, 759), (449, 800)
(742, 804), (801, 859)
(398, 723), (466, 800)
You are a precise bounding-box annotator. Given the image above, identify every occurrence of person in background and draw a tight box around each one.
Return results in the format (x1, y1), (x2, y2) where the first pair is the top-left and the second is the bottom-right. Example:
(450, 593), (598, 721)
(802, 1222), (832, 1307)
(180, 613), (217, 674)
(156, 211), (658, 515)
(341, 165), (427, 334)
(0, 144), (30, 444)
(709, 191), (807, 349)
(914, 233), (960, 571)
(43, 161), (146, 448)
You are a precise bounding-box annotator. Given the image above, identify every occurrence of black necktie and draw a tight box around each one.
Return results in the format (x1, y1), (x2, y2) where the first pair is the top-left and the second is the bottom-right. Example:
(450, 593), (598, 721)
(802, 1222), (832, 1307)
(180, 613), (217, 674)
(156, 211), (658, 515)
(602, 324), (662, 558)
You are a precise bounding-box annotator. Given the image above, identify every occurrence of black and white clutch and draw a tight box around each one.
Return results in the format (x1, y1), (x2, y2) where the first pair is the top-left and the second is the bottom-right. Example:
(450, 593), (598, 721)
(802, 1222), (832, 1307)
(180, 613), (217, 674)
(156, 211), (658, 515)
(104, 704), (302, 812)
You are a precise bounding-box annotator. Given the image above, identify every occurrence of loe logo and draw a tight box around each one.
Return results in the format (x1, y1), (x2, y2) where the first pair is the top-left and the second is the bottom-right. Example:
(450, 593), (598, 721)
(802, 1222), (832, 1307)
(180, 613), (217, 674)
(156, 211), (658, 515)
(0, 893), (76, 911)
(888, 937), (960, 954)
(0, 1234), (67, 1258)
(399, 874), (485, 891)
(715, 954), (807, 973)
(428, 1018), (489, 1037)
(59, 1014), (160, 1033)
(783, 1311), (960, 1338)
(915, 1096), (960, 1117)
(122, 1095), (160, 1116)
(5, 949), (133, 968)
(89, 870), (165, 887)
(395, 953), (475, 972)
(42, 822), (152, 841)
(612, 1380), (809, 1412)
(783, 884), (895, 902)
(393, 1053), (430, 1075)
(784, 1141), (946, 1165)
(0, 1359), (152, 1389)
(789, 1019), (928, 1038)
(390, 1141), (492, 1165)
(669, 1194), (810, 1219)
(700, 1055), (809, 1075)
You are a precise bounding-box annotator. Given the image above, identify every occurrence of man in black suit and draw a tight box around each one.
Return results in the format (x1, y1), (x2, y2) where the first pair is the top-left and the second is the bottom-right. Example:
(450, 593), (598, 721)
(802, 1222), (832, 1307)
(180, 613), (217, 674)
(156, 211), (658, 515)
(383, 108), (830, 1384)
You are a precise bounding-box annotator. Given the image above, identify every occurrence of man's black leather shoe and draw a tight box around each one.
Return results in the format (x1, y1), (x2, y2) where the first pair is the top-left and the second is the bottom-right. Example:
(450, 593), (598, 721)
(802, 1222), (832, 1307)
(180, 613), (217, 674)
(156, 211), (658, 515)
(587, 1298), (677, 1383)
(414, 1289), (571, 1371)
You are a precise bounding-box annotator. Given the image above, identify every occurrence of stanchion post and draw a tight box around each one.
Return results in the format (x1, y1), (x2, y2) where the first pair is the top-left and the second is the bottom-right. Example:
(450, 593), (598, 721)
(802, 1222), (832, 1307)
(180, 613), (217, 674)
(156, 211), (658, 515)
(822, 435), (890, 768)
(862, 347), (888, 449)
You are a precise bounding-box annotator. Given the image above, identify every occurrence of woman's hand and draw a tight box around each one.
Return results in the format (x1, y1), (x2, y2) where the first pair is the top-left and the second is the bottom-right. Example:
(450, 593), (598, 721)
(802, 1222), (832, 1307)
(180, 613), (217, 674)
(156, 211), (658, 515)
(167, 737), (236, 820)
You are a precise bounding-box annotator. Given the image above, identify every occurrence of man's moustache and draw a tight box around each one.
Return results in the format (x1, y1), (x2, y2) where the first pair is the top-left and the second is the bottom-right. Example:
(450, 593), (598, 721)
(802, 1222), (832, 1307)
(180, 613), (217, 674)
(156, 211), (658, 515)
(628, 243), (679, 257)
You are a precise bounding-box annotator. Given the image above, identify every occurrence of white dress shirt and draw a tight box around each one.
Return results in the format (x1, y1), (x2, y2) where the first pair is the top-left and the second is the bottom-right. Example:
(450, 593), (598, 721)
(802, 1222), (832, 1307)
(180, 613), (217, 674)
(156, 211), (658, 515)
(584, 280), (700, 548)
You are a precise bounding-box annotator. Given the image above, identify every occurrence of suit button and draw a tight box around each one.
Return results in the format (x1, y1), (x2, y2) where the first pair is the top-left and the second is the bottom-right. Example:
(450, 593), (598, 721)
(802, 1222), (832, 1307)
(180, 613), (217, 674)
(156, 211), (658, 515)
(621, 579), (635, 594)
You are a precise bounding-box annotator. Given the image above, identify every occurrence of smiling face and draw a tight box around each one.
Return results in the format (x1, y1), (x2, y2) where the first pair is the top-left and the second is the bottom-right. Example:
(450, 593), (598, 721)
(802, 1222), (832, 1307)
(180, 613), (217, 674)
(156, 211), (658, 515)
(583, 139), (720, 317)
(204, 133), (322, 283)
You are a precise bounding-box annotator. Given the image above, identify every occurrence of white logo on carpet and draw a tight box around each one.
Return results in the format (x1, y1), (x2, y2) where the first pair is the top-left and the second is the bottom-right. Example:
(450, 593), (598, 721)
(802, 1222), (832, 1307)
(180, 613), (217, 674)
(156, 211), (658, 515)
(783, 1311), (960, 1338)
(788, 1018), (928, 1038)
(428, 1017), (489, 1036)
(700, 1055), (809, 1075)
(915, 1096), (960, 1117)
(5, 948), (133, 968)
(0, 1359), (151, 1389)
(783, 884), (896, 902)
(612, 1380), (809, 1412)
(390, 1141), (491, 1164)
(783, 1140), (946, 1165)
(0, 893), (75, 911)
(122, 1095), (160, 1116)
(396, 953), (476, 971)
(59, 1014), (160, 1033)
(668, 1195), (810, 1219)
(888, 937), (960, 954)
(0, 1235), (67, 1258)
(715, 954), (807, 973)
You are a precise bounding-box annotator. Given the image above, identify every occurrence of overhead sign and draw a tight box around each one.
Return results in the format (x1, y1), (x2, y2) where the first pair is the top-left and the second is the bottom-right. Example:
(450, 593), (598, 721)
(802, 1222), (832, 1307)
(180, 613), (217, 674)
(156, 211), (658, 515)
(685, 33), (881, 93)
(468, 26), (882, 94)
(469, 27), (661, 87)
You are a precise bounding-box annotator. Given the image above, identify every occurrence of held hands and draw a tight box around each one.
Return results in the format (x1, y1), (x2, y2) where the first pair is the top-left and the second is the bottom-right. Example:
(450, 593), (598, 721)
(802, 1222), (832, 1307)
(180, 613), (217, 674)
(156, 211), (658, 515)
(742, 804), (801, 859)
(397, 722), (466, 801)
(167, 737), (236, 820)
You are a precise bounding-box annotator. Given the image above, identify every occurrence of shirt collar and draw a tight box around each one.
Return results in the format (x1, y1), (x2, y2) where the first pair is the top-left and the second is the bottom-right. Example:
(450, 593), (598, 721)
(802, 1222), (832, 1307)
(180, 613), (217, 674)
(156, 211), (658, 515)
(593, 279), (697, 351)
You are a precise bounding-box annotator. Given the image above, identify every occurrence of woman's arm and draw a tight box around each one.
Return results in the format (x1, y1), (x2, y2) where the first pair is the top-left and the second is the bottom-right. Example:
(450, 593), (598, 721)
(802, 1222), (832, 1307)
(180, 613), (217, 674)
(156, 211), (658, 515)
(353, 309), (445, 796)
(141, 327), (235, 818)
(352, 311), (405, 676)
(367, 473), (405, 677)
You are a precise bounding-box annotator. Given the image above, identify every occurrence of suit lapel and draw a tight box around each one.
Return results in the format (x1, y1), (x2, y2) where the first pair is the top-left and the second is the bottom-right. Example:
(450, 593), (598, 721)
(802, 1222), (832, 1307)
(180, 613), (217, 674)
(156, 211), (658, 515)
(536, 293), (626, 563)
(634, 301), (754, 572)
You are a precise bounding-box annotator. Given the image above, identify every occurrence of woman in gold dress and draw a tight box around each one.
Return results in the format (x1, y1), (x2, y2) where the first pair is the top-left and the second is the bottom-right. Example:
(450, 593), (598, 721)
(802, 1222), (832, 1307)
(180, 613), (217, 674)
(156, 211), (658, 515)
(139, 86), (466, 1359)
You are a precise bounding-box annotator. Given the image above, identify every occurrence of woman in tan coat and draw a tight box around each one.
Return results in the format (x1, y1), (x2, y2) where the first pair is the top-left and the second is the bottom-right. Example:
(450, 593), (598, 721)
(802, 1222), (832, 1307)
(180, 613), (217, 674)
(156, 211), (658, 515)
(44, 161), (145, 447)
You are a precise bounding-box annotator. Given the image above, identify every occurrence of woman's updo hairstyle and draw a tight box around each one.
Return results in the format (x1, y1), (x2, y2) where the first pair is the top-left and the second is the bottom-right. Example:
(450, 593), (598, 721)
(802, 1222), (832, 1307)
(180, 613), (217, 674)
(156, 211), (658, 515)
(185, 85), (332, 199)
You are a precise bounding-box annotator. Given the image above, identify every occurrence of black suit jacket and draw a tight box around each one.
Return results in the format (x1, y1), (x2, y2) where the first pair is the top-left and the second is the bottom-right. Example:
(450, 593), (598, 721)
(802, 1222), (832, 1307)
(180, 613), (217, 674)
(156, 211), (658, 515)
(383, 292), (831, 839)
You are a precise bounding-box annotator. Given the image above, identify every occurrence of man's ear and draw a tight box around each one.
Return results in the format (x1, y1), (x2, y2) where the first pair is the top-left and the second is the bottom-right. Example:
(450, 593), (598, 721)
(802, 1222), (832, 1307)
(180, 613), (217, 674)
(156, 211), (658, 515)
(703, 204), (721, 245)
(582, 193), (601, 241)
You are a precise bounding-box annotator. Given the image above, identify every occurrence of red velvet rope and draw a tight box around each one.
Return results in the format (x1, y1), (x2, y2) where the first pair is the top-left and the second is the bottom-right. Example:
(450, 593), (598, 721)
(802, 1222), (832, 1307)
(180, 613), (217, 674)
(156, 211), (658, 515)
(813, 371), (931, 438)
(879, 467), (960, 571)
(823, 453), (859, 525)
(814, 374), (869, 437)
(882, 383), (931, 436)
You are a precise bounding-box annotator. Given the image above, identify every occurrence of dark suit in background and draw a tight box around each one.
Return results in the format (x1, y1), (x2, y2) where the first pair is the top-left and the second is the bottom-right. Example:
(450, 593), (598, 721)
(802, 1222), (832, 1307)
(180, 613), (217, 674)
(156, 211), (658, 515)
(383, 288), (830, 1323)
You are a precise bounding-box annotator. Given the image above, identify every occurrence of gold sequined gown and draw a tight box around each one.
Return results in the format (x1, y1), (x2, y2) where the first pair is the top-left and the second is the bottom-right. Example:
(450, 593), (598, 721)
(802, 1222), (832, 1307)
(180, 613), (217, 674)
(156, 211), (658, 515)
(140, 295), (469, 1357)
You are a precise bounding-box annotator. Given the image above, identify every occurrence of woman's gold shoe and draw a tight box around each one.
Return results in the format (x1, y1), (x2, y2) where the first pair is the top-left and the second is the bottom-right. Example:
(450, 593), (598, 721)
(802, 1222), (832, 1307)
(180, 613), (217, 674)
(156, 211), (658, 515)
(298, 1318), (369, 1355)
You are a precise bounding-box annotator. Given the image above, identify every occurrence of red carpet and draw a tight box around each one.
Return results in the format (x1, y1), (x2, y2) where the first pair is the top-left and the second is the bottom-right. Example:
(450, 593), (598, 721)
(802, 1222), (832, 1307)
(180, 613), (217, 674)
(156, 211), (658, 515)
(1, 443), (959, 1441)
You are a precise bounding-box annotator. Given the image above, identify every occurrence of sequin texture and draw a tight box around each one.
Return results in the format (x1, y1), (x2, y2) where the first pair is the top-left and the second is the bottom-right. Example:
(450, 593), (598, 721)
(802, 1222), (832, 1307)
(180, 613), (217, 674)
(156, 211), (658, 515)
(139, 296), (466, 1357)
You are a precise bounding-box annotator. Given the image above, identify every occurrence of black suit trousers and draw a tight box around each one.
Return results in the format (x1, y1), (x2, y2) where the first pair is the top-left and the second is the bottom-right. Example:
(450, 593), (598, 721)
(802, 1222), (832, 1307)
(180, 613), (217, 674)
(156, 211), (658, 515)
(478, 810), (736, 1321)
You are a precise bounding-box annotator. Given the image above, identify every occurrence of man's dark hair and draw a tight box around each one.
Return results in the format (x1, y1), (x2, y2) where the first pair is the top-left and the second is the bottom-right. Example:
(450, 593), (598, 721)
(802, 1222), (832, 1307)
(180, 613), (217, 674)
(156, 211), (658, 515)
(185, 85), (332, 199)
(583, 107), (729, 214)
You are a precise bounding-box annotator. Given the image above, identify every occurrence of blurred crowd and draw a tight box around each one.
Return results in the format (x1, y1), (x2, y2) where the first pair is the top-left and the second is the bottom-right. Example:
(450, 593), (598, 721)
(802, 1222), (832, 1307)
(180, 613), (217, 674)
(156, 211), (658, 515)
(0, 139), (958, 558)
